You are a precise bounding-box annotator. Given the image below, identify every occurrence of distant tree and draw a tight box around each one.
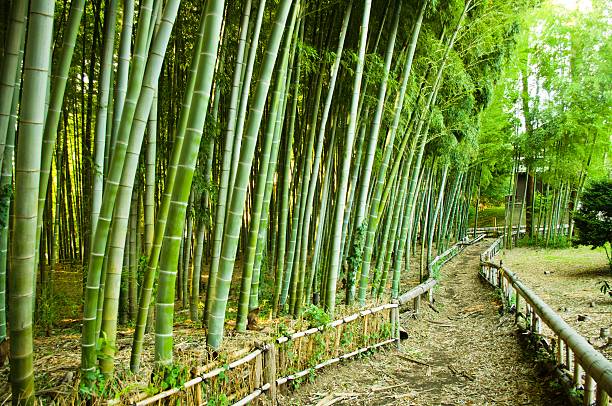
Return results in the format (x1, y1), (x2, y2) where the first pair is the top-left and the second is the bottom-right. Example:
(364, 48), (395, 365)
(573, 180), (612, 272)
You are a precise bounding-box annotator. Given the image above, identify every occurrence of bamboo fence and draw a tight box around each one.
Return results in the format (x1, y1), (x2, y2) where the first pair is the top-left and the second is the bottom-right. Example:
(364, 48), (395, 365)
(127, 236), (482, 406)
(469, 224), (569, 238)
(480, 237), (612, 406)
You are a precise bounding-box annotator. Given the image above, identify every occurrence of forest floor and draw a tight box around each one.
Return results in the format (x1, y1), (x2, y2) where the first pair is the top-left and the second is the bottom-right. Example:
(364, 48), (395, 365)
(500, 246), (612, 361)
(279, 241), (567, 405)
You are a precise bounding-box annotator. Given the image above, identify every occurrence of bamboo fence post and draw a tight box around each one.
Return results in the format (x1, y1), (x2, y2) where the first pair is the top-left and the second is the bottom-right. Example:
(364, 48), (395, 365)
(584, 374), (595, 405)
(254, 351), (263, 392)
(389, 306), (396, 347)
(573, 356), (582, 387)
(515, 292), (520, 323)
(414, 295), (420, 315)
(565, 341), (571, 369)
(264, 345), (277, 402)
(363, 312), (369, 345)
(595, 385), (609, 406)
(334, 323), (343, 357)
(195, 383), (202, 406)
(556, 336), (563, 365)
(392, 302), (400, 349)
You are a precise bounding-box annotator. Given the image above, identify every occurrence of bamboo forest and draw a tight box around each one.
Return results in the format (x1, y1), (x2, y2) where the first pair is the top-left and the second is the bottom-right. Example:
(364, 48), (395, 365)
(0, 0), (610, 404)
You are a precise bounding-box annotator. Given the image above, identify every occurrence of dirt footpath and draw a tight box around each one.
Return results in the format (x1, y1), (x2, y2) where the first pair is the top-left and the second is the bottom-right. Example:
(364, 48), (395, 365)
(280, 242), (566, 405)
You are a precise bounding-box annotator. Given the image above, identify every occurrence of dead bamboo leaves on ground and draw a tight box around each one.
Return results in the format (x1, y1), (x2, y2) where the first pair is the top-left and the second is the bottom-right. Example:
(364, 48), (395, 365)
(281, 243), (566, 405)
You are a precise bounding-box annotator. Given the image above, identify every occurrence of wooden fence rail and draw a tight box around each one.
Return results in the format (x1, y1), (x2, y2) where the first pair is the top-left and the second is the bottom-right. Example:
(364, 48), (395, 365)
(469, 224), (569, 238)
(479, 237), (612, 406)
(129, 235), (483, 406)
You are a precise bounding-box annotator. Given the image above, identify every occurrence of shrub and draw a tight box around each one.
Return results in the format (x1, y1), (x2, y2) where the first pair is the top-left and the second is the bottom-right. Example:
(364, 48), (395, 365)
(573, 179), (612, 272)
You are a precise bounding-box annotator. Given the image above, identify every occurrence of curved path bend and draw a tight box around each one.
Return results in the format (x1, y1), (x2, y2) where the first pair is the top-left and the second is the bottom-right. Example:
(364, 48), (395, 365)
(280, 241), (566, 405)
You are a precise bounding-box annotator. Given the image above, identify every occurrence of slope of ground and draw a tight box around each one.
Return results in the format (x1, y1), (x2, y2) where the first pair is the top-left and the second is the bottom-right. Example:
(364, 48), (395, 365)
(280, 242), (566, 405)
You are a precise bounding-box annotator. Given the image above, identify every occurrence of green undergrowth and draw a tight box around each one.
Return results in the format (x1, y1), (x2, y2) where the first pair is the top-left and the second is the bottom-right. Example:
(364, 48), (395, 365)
(469, 206), (506, 228)
(515, 235), (571, 249)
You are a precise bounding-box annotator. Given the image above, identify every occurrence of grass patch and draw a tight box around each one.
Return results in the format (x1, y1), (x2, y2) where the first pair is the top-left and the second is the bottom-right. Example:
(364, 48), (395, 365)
(469, 206), (506, 227)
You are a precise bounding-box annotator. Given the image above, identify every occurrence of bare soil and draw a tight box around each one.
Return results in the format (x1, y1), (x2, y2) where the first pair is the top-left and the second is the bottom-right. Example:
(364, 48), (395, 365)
(500, 246), (612, 361)
(278, 242), (566, 405)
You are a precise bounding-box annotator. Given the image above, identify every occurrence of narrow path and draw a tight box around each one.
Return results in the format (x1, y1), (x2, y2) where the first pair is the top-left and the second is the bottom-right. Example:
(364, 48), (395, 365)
(281, 241), (566, 405)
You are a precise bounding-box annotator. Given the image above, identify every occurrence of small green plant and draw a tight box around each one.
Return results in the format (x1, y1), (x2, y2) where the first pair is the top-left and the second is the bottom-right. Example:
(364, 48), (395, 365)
(598, 280), (612, 298)
(302, 304), (330, 329)
(308, 367), (316, 383)
(308, 333), (327, 366)
(207, 393), (229, 406)
(79, 368), (107, 399)
(275, 320), (291, 338)
(380, 321), (392, 339)
(340, 325), (354, 347)
(217, 364), (230, 384)
(151, 364), (191, 391)
(346, 223), (367, 295)
(35, 286), (65, 335)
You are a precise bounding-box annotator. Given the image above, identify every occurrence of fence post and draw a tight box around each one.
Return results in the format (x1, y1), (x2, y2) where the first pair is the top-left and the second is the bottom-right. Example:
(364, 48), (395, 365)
(392, 301), (401, 350)
(573, 358), (582, 388)
(584, 374), (595, 406)
(264, 344), (277, 402)
(595, 385), (609, 406)
(514, 291), (520, 323)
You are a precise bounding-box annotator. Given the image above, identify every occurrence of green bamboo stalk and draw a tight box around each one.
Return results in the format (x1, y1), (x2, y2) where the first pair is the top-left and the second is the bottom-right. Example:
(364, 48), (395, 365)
(129, 188), (138, 320)
(81, 0), (155, 377)
(235, 85), (280, 330)
(0, 85), (17, 341)
(291, 71), (323, 315)
(294, 3), (352, 312)
(97, 0), (181, 376)
(207, 0), (293, 349)
(227, 0), (267, 206)
(205, 0), (252, 323)
(249, 5), (299, 311)
(130, 5), (208, 372)
(354, 0), (400, 233)
(277, 20), (303, 311)
(402, 0), (471, 283)
(191, 74), (220, 323)
(0, 0), (27, 169)
(426, 163), (449, 264)
(183, 194), (194, 309)
(9, 0), (55, 402)
(110, 0), (135, 157)
(308, 130), (336, 303)
(91, 0), (119, 238)
(34, 0), (85, 306)
(358, 0), (427, 305)
(352, 1), (400, 303)
(325, 0), (371, 317)
(377, 168), (408, 298)
(144, 90), (157, 254)
(371, 175), (398, 296)
(344, 119), (367, 305)
(155, 0), (225, 364)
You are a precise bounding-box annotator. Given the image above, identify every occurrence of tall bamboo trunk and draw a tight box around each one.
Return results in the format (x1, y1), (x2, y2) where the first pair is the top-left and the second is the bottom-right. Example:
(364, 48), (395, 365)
(155, 0), (225, 362)
(207, 0), (293, 349)
(325, 0), (371, 316)
(9, 1), (55, 402)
